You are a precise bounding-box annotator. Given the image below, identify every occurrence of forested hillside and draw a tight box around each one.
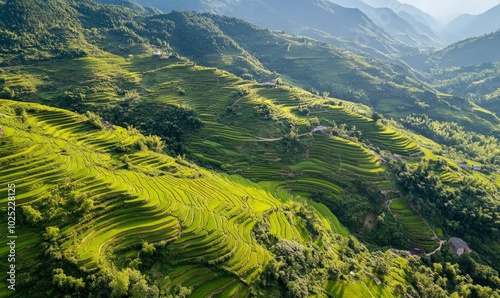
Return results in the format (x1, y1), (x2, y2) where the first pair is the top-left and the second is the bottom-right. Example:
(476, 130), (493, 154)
(134, 0), (422, 59)
(1, 0), (500, 297)
(405, 29), (500, 118)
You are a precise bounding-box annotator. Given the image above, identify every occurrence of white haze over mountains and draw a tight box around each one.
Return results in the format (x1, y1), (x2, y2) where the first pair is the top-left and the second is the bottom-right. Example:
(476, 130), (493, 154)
(398, 0), (499, 23)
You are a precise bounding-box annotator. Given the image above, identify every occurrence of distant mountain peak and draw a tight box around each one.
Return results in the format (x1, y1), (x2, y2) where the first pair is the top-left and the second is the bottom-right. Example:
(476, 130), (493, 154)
(443, 3), (500, 43)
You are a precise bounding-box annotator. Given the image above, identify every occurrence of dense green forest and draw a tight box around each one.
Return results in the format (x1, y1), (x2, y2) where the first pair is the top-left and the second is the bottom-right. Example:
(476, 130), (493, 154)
(1, 0), (500, 297)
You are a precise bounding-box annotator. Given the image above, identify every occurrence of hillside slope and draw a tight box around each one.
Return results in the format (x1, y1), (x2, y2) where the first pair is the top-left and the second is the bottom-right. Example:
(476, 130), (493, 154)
(1, 0), (500, 297)
(0, 99), (416, 297)
(159, 12), (500, 137)
(134, 0), (418, 58)
(428, 29), (500, 68)
(362, 0), (442, 32)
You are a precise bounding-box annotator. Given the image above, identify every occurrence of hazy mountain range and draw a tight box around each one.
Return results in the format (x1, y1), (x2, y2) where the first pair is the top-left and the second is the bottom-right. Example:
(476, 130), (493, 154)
(442, 4), (500, 43)
(135, 0), (418, 58)
(134, 0), (500, 54)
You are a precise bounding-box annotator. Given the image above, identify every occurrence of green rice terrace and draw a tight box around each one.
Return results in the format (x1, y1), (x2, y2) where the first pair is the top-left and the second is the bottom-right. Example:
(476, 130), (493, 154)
(389, 199), (440, 251)
(1, 0), (500, 295)
(0, 100), (417, 297)
(3, 52), (499, 297)
(0, 53), (422, 201)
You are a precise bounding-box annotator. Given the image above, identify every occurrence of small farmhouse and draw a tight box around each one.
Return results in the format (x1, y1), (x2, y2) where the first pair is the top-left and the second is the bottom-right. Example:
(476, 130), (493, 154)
(101, 120), (113, 130)
(312, 125), (327, 132)
(153, 50), (161, 56)
(472, 165), (482, 171)
(458, 162), (468, 169)
(449, 237), (471, 256)
(371, 274), (382, 285)
(261, 82), (277, 88)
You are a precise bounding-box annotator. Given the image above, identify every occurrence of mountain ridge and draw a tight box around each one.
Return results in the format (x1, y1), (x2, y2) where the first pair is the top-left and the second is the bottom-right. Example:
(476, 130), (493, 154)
(443, 4), (500, 43)
(330, 0), (444, 48)
(134, 0), (421, 58)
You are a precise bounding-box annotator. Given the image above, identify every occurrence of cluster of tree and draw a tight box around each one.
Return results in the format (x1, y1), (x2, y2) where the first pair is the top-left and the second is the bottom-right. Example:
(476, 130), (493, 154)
(0, 0), (174, 64)
(318, 83), (370, 104)
(324, 121), (362, 143)
(406, 245), (500, 298)
(401, 114), (500, 165)
(0, 0), (91, 64)
(258, 240), (327, 297)
(156, 11), (232, 60)
(431, 62), (500, 102)
(311, 189), (409, 250)
(393, 159), (500, 269)
(101, 100), (202, 155)
(252, 204), (397, 297)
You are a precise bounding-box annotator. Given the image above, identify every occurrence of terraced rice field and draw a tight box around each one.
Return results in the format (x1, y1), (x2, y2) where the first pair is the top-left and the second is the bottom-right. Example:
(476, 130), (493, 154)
(2, 55), (421, 207)
(390, 199), (439, 251)
(0, 54), (431, 296)
(325, 279), (393, 298)
(308, 201), (348, 236)
(0, 100), (311, 295)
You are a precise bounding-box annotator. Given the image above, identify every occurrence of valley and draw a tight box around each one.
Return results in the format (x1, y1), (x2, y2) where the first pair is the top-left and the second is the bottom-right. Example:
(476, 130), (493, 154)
(0, 0), (499, 297)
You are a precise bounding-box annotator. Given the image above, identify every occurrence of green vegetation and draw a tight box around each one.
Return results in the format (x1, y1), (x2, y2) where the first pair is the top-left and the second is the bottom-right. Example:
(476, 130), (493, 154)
(1, 0), (500, 297)
(401, 114), (500, 165)
(394, 158), (500, 269)
(0, 100), (414, 297)
(390, 199), (438, 251)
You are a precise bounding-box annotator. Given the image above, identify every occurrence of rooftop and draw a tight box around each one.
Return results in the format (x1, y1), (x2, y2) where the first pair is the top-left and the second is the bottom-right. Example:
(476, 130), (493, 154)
(450, 237), (470, 250)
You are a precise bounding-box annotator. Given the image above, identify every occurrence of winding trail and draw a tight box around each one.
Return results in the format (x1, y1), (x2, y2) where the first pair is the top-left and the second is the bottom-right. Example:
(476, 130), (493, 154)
(254, 137), (283, 142)
(252, 132), (312, 142)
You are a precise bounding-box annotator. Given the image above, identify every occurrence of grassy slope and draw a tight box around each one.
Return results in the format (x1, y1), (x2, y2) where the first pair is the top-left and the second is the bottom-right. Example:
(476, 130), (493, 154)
(0, 1), (498, 296)
(181, 13), (500, 136)
(0, 99), (414, 297)
(1, 52), (456, 253)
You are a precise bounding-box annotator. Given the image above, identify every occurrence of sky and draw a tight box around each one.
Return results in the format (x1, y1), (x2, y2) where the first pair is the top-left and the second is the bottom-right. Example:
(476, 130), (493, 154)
(398, 0), (500, 23)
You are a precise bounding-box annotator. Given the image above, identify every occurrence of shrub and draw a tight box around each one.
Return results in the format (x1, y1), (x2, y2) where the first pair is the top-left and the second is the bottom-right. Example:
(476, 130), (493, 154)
(43, 226), (60, 241)
(22, 205), (43, 223)
(85, 111), (104, 129)
(0, 86), (15, 99)
(143, 135), (165, 153)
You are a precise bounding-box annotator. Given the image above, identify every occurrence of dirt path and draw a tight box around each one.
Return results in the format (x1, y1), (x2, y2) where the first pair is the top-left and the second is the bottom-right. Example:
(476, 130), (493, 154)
(426, 240), (446, 257)
(254, 137), (283, 142)
(252, 131), (313, 142)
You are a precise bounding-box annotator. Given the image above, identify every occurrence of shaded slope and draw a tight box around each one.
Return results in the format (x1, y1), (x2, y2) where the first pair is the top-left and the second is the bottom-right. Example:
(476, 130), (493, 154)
(330, 0), (444, 49)
(134, 0), (415, 58)
(429, 29), (500, 68)
(179, 13), (500, 136)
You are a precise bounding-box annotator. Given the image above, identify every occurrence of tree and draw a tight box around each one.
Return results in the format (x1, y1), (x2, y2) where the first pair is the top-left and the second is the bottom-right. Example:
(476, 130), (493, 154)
(0, 87), (15, 99)
(141, 241), (156, 255)
(43, 226), (60, 241)
(86, 111), (104, 129)
(110, 270), (129, 297)
(52, 268), (85, 292)
(22, 205), (42, 223)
